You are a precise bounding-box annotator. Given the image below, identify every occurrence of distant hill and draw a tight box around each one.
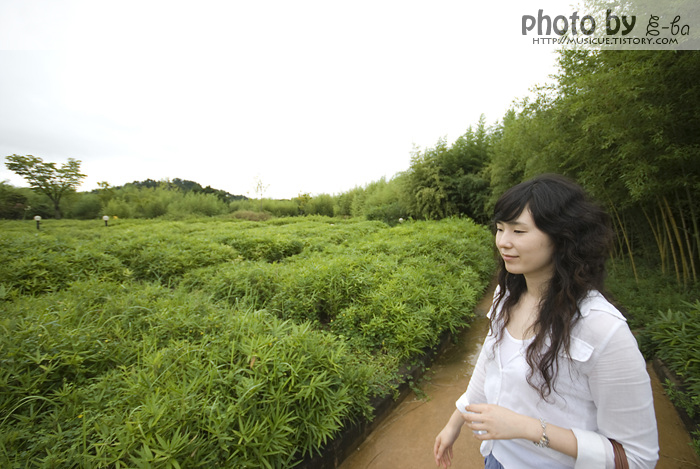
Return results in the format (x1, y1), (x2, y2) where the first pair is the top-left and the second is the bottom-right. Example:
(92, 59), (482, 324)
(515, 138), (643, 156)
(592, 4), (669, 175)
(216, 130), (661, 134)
(116, 178), (248, 202)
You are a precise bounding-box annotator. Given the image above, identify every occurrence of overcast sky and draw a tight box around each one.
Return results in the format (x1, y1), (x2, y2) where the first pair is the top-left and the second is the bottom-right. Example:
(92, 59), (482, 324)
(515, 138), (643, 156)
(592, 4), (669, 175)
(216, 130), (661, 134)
(0, 0), (565, 199)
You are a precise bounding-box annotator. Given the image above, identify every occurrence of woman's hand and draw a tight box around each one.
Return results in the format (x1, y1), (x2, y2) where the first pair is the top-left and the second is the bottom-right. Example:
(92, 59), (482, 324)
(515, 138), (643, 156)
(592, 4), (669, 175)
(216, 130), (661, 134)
(463, 403), (533, 441)
(434, 410), (465, 467)
(463, 404), (579, 459)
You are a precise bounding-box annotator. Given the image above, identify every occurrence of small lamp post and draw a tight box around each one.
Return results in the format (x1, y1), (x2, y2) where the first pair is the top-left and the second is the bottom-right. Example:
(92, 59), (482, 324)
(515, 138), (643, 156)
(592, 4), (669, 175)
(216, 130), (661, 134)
(34, 215), (41, 230)
(103, 215), (110, 227)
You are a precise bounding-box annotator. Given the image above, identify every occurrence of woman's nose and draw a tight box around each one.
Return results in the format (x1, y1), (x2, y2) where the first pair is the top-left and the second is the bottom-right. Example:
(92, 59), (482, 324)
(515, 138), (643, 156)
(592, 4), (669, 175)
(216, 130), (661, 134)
(496, 232), (512, 248)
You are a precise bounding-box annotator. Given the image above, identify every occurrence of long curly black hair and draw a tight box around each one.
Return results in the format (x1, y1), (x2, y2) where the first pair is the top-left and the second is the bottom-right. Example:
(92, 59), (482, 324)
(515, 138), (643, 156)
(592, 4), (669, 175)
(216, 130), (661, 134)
(491, 173), (614, 399)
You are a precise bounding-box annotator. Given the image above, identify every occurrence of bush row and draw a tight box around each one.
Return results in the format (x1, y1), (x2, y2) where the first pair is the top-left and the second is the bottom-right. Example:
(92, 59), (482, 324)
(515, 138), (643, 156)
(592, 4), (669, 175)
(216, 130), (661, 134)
(0, 281), (393, 467)
(0, 217), (495, 467)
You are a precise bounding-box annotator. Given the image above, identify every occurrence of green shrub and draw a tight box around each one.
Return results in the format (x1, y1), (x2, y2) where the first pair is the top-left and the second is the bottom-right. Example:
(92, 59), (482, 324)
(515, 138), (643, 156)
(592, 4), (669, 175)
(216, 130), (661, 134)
(232, 210), (272, 222)
(66, 193), (103, 220)
(184, 218), (494, 360)
(0, 281), (391, 467)
(0, 182), (29, 219)
(229, 199), (258, 213)
(102, 229), (237, 284)
(104, 198), (133, 218)
(606, 260), (700, 357)
(262, 199), (300, 217)
(648, 304), (700, 418)
(364, 202), (407, 226)
(0, 217), (495, 467)
(221, 237), (304, 263)
(182, 262), (280, 308)
(0, 233), (126, 296)
(303, 194), (334, 217)
(166, 192), (229, 218)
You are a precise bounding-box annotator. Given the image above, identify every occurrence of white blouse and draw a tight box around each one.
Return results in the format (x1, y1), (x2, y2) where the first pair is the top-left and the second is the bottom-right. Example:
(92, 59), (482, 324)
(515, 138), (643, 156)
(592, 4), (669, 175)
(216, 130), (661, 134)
(457, 288), (659, 468)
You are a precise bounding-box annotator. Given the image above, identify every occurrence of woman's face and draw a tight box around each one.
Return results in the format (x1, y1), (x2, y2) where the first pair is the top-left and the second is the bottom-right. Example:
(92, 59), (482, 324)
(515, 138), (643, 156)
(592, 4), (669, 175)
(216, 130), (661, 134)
(495, 207), (555, 281)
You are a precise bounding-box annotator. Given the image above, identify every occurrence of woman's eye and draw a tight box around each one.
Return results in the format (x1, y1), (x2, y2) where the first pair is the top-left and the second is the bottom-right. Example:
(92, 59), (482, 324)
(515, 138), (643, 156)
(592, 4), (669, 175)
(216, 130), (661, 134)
(514, 230), (525, 234)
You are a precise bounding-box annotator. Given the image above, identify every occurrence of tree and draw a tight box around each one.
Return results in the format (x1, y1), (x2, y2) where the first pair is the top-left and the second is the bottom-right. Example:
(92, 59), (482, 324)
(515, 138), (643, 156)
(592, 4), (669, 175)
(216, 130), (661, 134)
(95, 181), (115, 209)
(402, 139), (453, 220)
(439, 117), (492, 223)
(5, 154), (86, 219)
(295, 192), (312, 215)
(401, 127), (492, 222)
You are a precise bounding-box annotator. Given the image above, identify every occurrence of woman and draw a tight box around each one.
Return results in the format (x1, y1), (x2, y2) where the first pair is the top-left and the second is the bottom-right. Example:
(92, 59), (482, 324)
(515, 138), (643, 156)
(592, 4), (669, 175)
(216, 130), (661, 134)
(433, 174), (658, 468)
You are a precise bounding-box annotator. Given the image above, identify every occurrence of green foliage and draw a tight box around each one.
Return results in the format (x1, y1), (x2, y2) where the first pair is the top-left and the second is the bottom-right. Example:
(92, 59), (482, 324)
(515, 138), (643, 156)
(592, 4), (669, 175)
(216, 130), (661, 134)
(606, 261), (700, 334)
(220, 236), (304, 263)
(0, 281), (389, 467)
(436, 117), (491, 223)
(345, 177), (409, 225)
(65, 192), (102, 220)
(648, 305), (700, 416)
(487, 50), (700, 283)
(0, 230), (126, 297)
(333, 187), (361, 218)
(303, 194), (334, 217)
(336, 119), (490, 224)
(649, 304), (700, 455)
(262, 199), (300, 217)
(0, 221), (240, 294)
(0, 217), (494, 467)
(229, 198), (300, 218)
(113, 185), (181, 219)
(184, 218), (494, 360)
(0, 181), (29, 219)
(166, 192), (228, 218)
(404, 138), (453, 220)
(104, 197), (133, 218)
(4, 154), (87, 219)
(119, 178), (245, 203)
(102, 231), (237, 284)
(232, 210), (272, 222)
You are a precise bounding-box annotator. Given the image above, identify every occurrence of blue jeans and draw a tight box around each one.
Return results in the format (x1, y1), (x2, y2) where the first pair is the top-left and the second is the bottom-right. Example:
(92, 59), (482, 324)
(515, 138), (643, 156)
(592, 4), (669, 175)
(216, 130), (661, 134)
(484, 453), (504, 469)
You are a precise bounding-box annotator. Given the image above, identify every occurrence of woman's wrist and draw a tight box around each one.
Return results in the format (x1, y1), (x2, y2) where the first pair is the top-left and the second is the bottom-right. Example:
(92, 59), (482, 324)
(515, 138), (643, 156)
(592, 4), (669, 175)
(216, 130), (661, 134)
(533, 418), (550, 448)
(525, 417), (578, 458)
(523, 415), (546, 443)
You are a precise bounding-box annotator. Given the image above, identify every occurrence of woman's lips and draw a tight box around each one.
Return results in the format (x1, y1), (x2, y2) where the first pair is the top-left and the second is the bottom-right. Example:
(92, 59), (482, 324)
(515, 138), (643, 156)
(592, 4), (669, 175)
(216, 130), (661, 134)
(501, 254), (517, 262)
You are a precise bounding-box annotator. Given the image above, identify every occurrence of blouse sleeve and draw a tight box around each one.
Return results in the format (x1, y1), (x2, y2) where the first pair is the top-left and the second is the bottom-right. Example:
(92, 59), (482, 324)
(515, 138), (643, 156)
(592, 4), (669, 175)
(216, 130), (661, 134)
(463, 335), (489, 405)
(574, 321), (659, 469)
(460, 286), (499, 407)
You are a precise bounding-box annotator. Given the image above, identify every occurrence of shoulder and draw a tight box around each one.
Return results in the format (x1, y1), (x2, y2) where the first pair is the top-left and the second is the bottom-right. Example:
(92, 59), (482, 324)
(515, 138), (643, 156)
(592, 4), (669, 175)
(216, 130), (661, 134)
(578, 290), (627, 323)
(571, 291), (634, 360)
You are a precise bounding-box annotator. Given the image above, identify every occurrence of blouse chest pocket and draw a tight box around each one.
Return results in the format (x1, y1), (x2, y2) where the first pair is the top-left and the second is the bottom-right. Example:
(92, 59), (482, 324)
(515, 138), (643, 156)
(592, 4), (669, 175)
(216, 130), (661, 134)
(554, 336), (596, 400)
(568, 336), (594, 362)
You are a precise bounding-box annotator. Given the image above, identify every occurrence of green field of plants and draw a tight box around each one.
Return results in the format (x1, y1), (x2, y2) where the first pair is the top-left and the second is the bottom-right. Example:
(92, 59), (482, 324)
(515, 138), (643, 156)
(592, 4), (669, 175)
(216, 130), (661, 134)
(0, 216), (495, 467)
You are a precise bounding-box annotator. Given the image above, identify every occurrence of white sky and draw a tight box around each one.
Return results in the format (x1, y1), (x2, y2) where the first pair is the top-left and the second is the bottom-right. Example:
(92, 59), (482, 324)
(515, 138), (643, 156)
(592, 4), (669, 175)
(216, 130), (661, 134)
(0, 0), (566, 199)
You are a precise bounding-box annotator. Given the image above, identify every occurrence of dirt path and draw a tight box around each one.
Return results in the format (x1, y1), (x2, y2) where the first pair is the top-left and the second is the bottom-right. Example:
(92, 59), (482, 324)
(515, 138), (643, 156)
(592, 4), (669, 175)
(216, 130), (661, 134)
(339, 286), (700, 469)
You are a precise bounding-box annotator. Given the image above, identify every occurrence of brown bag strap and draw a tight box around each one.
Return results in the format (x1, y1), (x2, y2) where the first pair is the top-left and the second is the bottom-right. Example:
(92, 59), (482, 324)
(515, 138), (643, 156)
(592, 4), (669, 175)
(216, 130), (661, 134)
(610, 439), (629, 469)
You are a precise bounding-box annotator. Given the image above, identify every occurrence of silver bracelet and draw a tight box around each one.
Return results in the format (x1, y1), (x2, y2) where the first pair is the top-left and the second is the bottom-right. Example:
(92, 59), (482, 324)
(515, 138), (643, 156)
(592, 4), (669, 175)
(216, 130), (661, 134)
(534, 418), (550, 448)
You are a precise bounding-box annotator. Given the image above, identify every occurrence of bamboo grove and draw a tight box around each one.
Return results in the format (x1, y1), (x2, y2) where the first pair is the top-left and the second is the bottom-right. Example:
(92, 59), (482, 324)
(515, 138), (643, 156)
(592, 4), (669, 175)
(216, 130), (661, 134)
(337, 50), (700, 287)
